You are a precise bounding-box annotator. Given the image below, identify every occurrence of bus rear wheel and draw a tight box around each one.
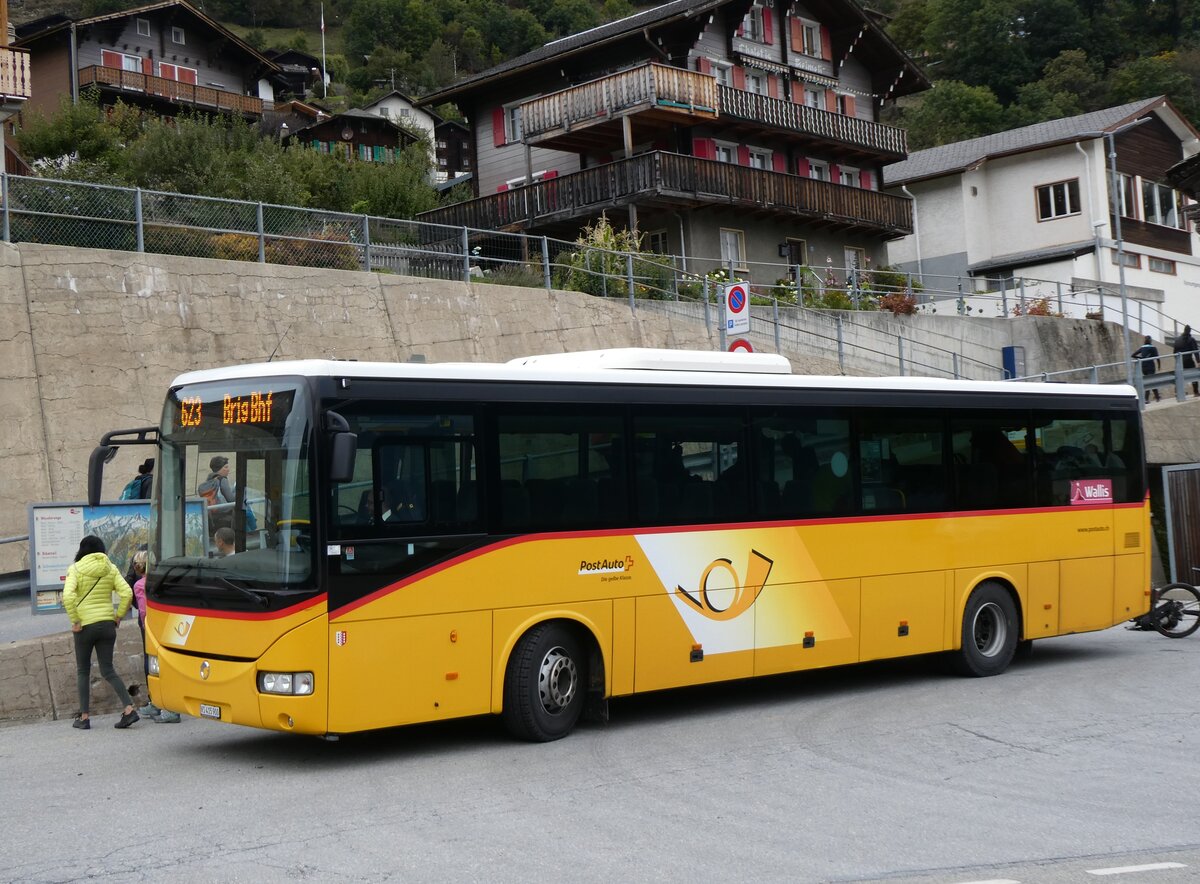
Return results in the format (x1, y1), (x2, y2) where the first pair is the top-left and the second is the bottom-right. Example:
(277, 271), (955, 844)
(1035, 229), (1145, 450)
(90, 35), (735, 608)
(953, 582), (1019, 677)
(502, 622), (587, 742)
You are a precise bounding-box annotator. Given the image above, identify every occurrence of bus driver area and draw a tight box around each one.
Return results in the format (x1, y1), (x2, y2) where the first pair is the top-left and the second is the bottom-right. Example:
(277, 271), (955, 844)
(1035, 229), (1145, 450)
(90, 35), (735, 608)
(94, 348), (1150, 741)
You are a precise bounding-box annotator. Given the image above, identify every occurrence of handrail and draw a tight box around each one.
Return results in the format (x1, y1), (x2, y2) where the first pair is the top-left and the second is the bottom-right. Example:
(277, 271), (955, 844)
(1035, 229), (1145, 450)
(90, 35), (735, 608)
(77, 65), (262, 115)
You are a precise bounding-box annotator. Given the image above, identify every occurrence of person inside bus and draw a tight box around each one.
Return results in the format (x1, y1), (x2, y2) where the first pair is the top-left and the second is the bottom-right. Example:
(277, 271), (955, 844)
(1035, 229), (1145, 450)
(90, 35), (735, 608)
(213, 527), (236, 556)
(198, 455), (235, 532)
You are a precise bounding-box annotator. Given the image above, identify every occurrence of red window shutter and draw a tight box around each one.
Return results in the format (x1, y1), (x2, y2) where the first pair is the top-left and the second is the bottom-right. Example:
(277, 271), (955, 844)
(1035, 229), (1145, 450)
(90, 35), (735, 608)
(697, 57), (712, 74)
(830, 163), (841, 183)
(732, 66), (746, 90)
(796, 157), (810, 177)
(821, 26), (832, 61)
(497, 183), (509, 192)
(791, 83), (804, 104)
(767, 77), (779, 99)
(178, 67), (197, 85)
(845, 94), (856, 117)
(825, 91), (837, 113)
(860, 170), (873, 190)
(790, 18), (803, 52)
(737, 19), (745, 37)
(737, 145), (750, 166)
(101, 49), (123, 69)
(762, 8), (773, 44)
(160, 62), (175, 79)
(142, 56), (153, 75)
(772, 153), (787, 173)
(692, 137), (710, 159)
(492, 108), (506, 147)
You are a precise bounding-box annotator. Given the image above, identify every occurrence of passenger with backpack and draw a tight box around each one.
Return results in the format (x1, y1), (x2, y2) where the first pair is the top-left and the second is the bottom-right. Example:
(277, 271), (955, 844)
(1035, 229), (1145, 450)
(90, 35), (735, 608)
(197, 455), (235, 533)
(1173, 325), (1200, 397)
(119, 458), (154, 500)
(1132, 336), (1161, 404)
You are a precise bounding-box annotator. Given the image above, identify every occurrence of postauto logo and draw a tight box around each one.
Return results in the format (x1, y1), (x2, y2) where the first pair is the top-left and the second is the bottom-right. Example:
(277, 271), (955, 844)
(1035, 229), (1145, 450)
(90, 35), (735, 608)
(578, 555), (634, 575)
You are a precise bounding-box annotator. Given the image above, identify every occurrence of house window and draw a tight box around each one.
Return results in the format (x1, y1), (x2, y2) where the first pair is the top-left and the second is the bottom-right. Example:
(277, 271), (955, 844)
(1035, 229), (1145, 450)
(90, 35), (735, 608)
(646, 230), (668, 254)
(437, 139), (447, 148)
(743, 6), (765, 41)
(171, 26), (186, 45)
(801, 21), (821, 57)
(803, 86), (822, 108)
(748, 149), (771, 170)
(785, 238), (807, 266)
(1036, 179), (1081, 221)
(836, 94), (850, 115)
(713, 63), (732, 87)
(506, 105), (522, 143)
(839, 165), (858, 186)
(136, 18), (150, 36)
(746, 72), (766, 95)
(1149, 257), (1176, 274)
(1143, 181), (1183, 228)
(720, 228), (747, 272)
(809, 160), (828, 181)
(378, 108), (390, 118)
(1112, 250), (1140, 268)
(1111, 172), (1137, 219)
(438, 157), (448, 167)
(158, 63), (197, 83)
(715, 143), (736, 164)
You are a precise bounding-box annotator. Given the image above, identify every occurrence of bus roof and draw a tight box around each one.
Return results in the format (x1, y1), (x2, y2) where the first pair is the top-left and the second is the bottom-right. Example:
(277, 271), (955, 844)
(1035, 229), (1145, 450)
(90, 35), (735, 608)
(170, 348), (1137, 400)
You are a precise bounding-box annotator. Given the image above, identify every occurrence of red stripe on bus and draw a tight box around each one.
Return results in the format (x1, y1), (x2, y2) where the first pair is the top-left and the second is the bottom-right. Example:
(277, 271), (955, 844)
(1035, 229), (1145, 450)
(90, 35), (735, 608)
(146, 593), (328, 620)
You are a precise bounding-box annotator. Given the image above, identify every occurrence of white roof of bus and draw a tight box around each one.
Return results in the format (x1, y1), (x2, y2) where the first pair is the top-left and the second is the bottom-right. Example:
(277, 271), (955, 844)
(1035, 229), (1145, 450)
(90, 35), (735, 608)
(171, 348), (1136, 399)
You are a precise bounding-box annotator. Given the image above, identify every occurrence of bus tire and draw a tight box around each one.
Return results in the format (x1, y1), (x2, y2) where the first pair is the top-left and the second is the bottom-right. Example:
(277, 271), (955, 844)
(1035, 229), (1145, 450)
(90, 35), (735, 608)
(953, 581), (1019, 677)
(502, 622), (587, 742)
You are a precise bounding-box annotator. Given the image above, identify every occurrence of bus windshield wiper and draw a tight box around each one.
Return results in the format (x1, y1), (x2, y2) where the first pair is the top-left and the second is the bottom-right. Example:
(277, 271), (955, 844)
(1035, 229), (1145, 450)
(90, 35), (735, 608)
(149, 562), (211, 607)
(213, 575), (270, 609)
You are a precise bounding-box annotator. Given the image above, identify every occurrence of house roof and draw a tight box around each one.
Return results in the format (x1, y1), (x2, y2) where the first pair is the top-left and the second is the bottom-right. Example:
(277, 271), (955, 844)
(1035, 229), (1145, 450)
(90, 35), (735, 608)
(883, 97), (1188, 187)
(14, 0), (279, 72)
(968, 240), (1098, 276)
(286, 108), (422, 142)
(420, 0), (926, 107)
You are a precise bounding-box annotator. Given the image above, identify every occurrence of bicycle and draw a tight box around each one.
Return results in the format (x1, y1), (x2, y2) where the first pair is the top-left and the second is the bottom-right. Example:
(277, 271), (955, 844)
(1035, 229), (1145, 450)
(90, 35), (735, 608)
(1130, 582), (1200, 638)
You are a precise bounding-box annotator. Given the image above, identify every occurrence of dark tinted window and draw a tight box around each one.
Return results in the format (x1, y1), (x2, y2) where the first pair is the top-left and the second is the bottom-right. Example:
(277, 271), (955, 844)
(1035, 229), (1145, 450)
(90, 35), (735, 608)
(858, 411), (947, 513)
(632, 411), (746, 524)
(751, 410), (852, 518)
(950, 413), (1032, 510)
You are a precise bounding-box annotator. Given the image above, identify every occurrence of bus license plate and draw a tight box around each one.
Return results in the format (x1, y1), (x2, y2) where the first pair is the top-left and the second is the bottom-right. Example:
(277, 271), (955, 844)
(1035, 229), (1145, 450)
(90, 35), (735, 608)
(199, 703), (221, 720)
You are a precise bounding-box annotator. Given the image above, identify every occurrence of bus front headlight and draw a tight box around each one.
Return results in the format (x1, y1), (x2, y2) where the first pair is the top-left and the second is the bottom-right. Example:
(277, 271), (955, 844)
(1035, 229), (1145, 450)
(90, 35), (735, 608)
(258, 671), (314, 695)
(147, 655), (159, 676)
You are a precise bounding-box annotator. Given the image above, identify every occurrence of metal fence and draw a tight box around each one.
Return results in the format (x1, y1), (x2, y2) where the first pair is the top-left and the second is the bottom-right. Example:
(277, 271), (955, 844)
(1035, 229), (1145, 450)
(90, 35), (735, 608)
(2, 171), (1188, 384)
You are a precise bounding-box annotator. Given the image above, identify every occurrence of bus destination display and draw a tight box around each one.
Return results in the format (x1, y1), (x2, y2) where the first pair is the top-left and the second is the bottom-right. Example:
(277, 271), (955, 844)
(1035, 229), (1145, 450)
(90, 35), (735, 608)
(174, 389), (289, 431)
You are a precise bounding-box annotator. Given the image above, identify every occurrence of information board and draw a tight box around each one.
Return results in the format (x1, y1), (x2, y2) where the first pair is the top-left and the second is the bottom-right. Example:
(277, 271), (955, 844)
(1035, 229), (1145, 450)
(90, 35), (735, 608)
(27, 500), (206, 614)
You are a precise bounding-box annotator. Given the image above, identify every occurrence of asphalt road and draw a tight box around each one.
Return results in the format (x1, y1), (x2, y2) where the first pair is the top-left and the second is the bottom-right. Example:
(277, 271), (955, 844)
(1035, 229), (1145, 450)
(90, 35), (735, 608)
(1, 625), (1197, 883)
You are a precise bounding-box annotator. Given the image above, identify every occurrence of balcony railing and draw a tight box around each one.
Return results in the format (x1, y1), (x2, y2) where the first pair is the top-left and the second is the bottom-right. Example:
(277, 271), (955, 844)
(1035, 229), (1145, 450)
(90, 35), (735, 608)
(0, 46), (32, 103)
(418, 151), (912, 235)
(718, 86), (907, 158)
(79, 65), (263, 116)
(521, 63), (718, 144)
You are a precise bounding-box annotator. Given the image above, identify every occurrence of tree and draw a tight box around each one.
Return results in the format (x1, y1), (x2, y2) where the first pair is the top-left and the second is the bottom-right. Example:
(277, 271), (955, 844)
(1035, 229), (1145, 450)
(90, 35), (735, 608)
(1040, 49), (1105, 111)
(899, 81), (1009, 150)
(924, 0), (1035, 104)
(16, 91), (122, 165)
(1106, 52), (1200, 123)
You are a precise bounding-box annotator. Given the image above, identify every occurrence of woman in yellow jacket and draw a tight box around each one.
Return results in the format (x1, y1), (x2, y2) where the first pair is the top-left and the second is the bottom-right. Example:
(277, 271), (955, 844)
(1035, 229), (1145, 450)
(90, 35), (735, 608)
(63, 535), (139, 729)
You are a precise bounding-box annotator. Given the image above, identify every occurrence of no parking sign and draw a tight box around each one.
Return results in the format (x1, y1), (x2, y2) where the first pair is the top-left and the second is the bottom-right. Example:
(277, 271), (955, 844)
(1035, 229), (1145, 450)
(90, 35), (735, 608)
(724, 281), (750, 335)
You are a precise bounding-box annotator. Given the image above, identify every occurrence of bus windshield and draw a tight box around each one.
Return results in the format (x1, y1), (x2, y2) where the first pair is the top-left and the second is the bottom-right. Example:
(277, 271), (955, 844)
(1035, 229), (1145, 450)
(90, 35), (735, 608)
(154, 378), (314, 603)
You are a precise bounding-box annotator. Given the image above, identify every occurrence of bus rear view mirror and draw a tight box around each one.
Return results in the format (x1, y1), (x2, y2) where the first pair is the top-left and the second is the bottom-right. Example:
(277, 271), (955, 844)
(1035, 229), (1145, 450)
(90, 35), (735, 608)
(329, 432), (357, 484)
(87, 445), (118, 506)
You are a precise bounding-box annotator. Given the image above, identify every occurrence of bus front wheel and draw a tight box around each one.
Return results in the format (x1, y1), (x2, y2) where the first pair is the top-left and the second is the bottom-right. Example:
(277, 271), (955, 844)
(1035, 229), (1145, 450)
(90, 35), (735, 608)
(953, 582), (1018, 677)
(502, 622), (587, 742)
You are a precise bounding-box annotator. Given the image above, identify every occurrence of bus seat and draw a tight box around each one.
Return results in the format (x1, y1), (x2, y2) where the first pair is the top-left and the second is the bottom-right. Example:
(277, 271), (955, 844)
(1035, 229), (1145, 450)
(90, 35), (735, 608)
(562, 477), (599, 523)
(456, 480), (478, 522)
(781, 478), (812, 515)
(810, 465), (850, 514)
(679, 481), (714, 522)
(429, 480), (456, 524)
(501, 480), (530, 527)
(525, 478), (561, 523)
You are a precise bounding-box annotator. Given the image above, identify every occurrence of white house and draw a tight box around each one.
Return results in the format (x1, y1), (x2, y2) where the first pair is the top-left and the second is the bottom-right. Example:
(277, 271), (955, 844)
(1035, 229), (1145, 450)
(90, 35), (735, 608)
(360, 90), (441, 177)
(884, 97), (1200, 334)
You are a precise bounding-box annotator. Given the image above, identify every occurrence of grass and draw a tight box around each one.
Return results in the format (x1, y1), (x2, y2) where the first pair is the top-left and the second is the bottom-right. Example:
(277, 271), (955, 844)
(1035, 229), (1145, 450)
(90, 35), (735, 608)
(223, 22), (346, 59)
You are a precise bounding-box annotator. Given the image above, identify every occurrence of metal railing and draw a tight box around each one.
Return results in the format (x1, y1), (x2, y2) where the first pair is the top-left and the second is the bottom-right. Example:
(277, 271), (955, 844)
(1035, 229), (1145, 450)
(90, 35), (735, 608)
(4, 171), (1194, 388)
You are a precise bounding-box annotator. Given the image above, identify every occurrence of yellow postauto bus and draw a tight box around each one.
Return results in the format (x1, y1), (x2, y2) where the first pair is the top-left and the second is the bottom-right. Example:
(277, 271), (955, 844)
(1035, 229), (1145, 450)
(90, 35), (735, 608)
(89, 348), (1150, 741)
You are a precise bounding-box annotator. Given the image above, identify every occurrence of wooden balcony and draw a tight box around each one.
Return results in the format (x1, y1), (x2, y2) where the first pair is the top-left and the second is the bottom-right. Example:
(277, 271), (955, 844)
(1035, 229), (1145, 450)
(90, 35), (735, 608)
(0, 46), (32, 104)
(79, 65), (263, 117)
(418, 151), (912, 237)
(718, 86), (907, 161)
(521, 63), (718, 152)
